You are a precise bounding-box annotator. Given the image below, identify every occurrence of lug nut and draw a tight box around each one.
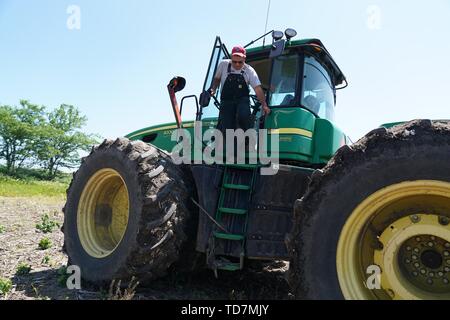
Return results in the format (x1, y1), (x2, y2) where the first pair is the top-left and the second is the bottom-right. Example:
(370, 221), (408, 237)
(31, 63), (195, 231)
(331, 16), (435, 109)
(414, 263), (420, 268)
(445, 267), (450, 272)
(431, 236), (436, 241)
(414, 248), (420, 253)
(439, 216), (449, 226)
(412, 255), (418, 260)
(405, 259), (411, 264)
(427, 279), (434, 285)
(416, 237), (421, 242)
(428, 242), (434, 247)
(410, 215), (420, 223)
(445, 243), (450, 249)
(438, 271), (444, 277)
(412, 271), (419, 277)
(444, 251), (449, 257)
(421, 269), (427, 275)
(406, 246), (412, 251)
(429, 272), (435, 277)
(444, 278), (450, 285)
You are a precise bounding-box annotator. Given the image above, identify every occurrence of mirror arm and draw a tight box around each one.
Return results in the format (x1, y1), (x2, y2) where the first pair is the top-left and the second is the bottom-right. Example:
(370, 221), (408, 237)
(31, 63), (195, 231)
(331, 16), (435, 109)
(167, 84), (183, 129)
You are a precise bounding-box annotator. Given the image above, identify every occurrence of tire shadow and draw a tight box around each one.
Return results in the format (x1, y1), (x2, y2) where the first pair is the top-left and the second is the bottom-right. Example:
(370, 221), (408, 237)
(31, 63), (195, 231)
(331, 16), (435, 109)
(11, 268), (77, 300)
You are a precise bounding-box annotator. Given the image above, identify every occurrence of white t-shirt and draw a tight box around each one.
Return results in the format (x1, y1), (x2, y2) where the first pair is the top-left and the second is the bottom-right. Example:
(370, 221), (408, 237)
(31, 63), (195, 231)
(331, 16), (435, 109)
(214, 59), (262, 89)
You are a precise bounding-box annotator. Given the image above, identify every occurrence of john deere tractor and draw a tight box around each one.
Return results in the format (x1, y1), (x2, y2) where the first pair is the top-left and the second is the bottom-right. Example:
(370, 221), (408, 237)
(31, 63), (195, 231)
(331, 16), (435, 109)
(63, 29), (450, 300)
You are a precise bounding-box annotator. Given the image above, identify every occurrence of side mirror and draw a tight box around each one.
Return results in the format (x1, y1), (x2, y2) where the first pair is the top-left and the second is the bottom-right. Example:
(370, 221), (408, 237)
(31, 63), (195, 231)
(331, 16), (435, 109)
(168, 77), (186, 93)
(199, 90), (212, 108)
(270, 39), (286, 59)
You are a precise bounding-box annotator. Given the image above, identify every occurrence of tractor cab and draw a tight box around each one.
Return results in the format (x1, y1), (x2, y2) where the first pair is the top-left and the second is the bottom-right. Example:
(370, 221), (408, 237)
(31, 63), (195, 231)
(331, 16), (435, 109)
(199, 30), (347, 127)
(130, 30), (349, 166)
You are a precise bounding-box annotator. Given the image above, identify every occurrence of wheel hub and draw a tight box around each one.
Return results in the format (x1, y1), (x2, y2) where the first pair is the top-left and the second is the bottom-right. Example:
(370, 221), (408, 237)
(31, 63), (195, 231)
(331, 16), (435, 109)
(374, 214), (450, 299)
(337, 180), (450, 300)
(398, 234), (450, 293)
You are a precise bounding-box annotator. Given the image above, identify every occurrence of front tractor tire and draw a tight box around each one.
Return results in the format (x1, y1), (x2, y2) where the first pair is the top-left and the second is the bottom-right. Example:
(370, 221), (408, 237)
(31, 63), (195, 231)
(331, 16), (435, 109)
(289, 120), (450, 300)
(64, 138), (193, 284)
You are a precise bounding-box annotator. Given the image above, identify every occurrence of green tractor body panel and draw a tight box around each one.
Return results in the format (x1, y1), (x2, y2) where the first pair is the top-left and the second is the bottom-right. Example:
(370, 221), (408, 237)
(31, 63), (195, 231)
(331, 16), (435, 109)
(381, 121), (406, 129)
(312, 119), (347, 164)
(126, 118), (218, 152)
(127, 113), (345, 167)
(265, 107), (315, 163)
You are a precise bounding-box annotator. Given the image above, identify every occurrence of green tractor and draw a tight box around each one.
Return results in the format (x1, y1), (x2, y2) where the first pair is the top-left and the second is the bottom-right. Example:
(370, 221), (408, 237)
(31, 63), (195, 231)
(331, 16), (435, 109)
(63, 29), (450, 300)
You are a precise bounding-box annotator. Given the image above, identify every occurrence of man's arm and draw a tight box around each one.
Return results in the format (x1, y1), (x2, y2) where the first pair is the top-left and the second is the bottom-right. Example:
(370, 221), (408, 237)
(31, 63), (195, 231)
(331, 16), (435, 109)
(254, 85), (271, 115)
(209, 61), (225, 95)
(210, 77), (221, 96)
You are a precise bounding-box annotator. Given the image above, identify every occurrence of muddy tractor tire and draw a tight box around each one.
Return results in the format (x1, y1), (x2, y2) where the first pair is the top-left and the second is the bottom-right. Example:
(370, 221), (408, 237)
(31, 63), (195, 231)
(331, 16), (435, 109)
(63, 138), (194, 284)
(288, 120), (450, 300)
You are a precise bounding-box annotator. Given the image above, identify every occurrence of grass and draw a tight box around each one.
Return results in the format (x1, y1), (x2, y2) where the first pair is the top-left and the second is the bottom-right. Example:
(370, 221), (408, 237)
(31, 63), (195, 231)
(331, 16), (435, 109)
(16, 262), (32, 276)
(38, 237), (52, 250)
(0, 278), (12, 296)
(36, 213), (60, 233)
(0, 174), (68, 198)
(0, 225), (5, 234)
(0, 166), (71, 198)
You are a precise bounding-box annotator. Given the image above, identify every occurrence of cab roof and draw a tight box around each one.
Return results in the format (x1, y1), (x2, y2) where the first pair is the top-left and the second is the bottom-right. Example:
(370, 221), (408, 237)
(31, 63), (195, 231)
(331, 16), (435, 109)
(246, 38), (347, 89)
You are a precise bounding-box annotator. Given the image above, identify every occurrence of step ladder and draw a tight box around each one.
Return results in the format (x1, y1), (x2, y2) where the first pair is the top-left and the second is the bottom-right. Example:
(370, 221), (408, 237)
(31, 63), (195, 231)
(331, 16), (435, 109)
(207, 163), (258, 275)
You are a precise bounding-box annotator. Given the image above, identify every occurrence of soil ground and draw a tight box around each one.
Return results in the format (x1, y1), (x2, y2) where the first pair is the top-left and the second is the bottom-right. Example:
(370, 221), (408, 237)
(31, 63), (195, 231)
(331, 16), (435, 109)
(0, 197), (292, 300)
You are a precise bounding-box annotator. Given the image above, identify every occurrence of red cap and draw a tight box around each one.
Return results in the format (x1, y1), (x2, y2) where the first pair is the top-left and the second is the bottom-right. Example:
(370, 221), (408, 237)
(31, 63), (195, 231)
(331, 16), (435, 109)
(232, 46), (246, 58)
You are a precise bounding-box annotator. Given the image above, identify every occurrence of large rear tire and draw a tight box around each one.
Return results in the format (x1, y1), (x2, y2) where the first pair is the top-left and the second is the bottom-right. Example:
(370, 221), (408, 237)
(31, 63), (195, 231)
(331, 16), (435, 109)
(288, 120), (450, 300)
(63, 138), (194, 284)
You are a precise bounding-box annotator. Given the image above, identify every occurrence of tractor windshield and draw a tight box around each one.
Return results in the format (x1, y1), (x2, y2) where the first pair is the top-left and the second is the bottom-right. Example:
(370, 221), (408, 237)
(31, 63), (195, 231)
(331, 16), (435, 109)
(301, 55), (335, 121)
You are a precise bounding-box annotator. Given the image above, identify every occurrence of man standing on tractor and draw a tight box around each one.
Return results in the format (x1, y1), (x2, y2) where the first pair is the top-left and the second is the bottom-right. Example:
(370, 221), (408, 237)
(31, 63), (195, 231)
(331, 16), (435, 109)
(209, 45), (271, 133)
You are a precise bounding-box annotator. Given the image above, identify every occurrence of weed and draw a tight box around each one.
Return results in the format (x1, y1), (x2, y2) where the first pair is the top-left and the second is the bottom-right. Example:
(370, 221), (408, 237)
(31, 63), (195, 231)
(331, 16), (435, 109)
(16, 262), (32, 276)
(57, 266), (69, 287)
(107, 277), (139, 300)
(41, 255), (51, 265)
(0, 225), (5, 234)
(0, 278), (12, 296)
(36, 213), (59, 233)
(38, 237), (52, 250)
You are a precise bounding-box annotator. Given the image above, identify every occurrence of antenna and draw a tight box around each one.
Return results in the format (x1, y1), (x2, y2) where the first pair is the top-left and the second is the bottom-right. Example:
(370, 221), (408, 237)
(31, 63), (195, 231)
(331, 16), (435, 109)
(262, 0), (271, 47)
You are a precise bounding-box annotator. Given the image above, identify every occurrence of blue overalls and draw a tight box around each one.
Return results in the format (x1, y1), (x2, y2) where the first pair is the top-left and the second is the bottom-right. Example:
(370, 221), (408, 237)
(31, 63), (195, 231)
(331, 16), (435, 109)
(217, 63), (252, 132)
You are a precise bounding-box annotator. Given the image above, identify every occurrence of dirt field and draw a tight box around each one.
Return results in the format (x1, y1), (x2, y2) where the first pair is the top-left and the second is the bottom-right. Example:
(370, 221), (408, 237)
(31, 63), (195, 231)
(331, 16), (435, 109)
(0, 197), (292, 300)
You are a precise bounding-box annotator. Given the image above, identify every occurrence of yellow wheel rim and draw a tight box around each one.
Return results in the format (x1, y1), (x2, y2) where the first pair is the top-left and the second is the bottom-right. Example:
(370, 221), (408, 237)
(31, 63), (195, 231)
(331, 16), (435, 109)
(337, 180), (450, 300)
(77, 169), (130, 258)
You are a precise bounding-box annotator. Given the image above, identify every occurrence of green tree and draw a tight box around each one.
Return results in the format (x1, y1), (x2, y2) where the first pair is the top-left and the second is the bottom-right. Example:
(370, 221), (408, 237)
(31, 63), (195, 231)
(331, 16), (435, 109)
(35, 104), (98, 179)
(0, 101), (45, 174)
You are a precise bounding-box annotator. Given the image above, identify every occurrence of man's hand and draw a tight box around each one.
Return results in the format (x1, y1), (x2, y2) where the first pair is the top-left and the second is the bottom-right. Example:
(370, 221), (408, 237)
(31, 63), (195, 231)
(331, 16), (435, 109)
(262, 104), (271, 116)
(209, 88), (216, 96)
(254, 85), (271, 116)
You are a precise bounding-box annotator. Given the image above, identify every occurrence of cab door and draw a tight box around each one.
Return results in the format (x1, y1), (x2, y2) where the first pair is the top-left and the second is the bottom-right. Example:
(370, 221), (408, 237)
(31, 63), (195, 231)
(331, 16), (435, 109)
(200, 37), (230, 120)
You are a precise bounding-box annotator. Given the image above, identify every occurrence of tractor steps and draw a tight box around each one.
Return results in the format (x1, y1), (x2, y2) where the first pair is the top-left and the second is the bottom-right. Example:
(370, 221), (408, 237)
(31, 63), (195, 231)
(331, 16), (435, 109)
(207, 165), (258, 275)
(223, 184), (251, 191)
(218, 207), (248, 215)
(214, 232), (245, 241)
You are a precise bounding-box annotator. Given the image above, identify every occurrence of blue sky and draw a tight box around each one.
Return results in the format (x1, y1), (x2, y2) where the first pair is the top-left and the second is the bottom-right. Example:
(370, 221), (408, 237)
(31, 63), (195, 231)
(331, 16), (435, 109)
(1, 0), (449, 141)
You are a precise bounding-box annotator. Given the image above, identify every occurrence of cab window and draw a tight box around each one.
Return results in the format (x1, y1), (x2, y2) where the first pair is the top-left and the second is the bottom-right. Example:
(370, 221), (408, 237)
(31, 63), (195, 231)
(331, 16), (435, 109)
(301, 56), (335, 121)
